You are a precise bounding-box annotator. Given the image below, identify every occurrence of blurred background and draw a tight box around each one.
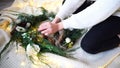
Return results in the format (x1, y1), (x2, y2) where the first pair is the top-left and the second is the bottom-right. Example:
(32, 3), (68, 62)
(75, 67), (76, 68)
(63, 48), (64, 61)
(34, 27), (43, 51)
(0, 0), (14, 10)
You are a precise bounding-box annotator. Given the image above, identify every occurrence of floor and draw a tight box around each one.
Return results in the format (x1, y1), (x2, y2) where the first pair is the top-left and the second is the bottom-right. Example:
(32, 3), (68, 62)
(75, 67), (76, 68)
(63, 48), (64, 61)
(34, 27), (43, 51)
(0, 0), (120, 68)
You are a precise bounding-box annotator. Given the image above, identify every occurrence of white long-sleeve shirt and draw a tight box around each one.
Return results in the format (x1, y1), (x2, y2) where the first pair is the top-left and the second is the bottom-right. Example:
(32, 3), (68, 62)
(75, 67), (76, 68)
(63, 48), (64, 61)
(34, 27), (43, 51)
(56, 0), (120, 29)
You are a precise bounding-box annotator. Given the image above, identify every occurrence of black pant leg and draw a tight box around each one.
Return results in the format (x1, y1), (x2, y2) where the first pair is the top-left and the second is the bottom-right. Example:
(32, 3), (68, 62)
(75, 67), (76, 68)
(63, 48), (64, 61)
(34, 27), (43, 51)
(81, 16), (120, 54)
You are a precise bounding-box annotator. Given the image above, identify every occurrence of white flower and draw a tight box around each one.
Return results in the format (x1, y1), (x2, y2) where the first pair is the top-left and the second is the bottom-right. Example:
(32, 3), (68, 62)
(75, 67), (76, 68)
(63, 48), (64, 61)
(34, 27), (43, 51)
(16, 26), (26, 32)
(15, 19), (21, 24)
(26, 43), (40, 56)
(65, 37), (71, 43)
(26, 23), (31, 28)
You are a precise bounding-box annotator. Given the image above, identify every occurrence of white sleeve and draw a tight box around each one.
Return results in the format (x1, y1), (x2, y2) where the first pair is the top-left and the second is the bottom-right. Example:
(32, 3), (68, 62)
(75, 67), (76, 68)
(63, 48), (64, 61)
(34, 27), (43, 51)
(62, 0), (120, 29)
(56, 0), (86, 20)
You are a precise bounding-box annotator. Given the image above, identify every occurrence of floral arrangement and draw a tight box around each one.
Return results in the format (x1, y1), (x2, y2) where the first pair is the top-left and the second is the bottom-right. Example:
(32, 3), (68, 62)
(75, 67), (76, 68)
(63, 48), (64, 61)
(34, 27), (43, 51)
(0, 7), (85, 59)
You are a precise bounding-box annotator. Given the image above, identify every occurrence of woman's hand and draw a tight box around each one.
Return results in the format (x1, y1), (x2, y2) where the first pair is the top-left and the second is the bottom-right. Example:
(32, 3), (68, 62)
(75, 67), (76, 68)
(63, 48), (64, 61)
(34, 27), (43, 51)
(38, 22), (63, 36)
(51, 17), (61, 23)
(38, 17), (63, 36)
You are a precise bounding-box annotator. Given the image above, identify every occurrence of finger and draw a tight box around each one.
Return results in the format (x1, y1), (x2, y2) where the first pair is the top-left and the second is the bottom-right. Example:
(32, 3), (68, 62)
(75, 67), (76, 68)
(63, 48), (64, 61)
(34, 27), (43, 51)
(44, 33), (49, 36)
(41, 30), (49, 36)
(38, 26), (47, 31)
(41, 29), (52, 36)
(41, 29), (48, 34)
(38, 24), (48, 31)
(38, 22), (51, 31)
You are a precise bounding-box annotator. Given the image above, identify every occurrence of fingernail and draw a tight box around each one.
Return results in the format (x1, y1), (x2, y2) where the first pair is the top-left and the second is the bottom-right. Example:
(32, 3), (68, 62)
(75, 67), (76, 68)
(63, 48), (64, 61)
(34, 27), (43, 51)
(45, 33), (48, 36)
(41, 31), (44, 34)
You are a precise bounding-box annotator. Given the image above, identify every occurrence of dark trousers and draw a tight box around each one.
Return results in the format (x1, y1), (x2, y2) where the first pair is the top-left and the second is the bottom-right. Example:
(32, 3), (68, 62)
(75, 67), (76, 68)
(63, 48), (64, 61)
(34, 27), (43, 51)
(63, 0), (120, 54)
(81, 16), (120, 54)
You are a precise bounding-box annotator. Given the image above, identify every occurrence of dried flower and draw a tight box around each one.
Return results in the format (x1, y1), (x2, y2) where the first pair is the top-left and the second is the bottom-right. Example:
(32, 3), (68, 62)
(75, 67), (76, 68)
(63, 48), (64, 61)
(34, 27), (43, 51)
(26, 43), (40, 56)
(26, 23), (31, 28)
(16, 26), (26, 32)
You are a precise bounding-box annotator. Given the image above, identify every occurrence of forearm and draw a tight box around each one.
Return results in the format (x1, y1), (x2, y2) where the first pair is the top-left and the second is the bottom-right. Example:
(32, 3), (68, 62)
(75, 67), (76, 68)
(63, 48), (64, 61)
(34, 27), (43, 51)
(56, 0), (86, 20)
(62, 0), (120, 29)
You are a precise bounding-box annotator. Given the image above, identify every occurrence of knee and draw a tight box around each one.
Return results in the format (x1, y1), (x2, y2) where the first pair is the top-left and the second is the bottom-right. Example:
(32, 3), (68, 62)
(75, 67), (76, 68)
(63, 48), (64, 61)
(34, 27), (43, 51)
(81, 39), (99, 54)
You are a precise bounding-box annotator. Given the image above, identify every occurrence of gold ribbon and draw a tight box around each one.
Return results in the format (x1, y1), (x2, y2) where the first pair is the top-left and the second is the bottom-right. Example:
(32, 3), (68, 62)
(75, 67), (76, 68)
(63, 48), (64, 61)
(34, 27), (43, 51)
(98, 52), (120, 68)
(0, 20), (10, 31)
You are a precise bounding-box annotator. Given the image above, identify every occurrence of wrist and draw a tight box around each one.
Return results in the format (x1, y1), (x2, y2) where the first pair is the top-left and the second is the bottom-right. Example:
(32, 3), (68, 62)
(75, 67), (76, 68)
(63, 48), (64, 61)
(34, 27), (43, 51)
(57, 22), (64, 31)
(52, 17), (61, 23)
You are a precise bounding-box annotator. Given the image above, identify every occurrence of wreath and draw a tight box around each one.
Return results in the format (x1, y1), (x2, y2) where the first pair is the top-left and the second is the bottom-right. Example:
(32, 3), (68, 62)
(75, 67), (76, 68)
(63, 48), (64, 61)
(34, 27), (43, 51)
(0, 7), (85, 59)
